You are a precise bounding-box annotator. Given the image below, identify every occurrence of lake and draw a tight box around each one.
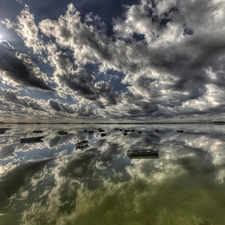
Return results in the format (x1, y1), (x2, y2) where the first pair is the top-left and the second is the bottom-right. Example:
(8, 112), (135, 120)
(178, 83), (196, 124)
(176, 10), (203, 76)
(0, 124), (225, 225)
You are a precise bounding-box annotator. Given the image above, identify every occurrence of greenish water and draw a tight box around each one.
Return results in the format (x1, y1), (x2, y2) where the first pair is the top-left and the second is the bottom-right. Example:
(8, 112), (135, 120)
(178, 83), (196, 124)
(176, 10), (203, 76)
(0, 124), (225, 225)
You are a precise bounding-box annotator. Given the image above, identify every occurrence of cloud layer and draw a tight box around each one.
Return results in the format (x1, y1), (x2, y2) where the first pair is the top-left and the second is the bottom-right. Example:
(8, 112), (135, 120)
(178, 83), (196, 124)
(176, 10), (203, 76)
(1, 0), (225, 121)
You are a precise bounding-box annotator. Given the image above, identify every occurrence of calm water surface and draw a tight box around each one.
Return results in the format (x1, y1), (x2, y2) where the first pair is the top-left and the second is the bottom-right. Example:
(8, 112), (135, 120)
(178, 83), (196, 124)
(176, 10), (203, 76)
(0, 124), (225, 225)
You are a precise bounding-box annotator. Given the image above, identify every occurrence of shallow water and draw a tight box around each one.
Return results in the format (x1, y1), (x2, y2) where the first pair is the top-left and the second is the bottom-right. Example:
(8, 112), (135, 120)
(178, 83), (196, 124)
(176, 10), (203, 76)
(0, 124), (225, 225)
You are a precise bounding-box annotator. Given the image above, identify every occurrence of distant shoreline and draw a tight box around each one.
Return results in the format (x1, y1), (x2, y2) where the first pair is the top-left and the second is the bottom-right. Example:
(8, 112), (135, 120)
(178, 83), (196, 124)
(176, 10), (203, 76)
(0, 122), (222, 125)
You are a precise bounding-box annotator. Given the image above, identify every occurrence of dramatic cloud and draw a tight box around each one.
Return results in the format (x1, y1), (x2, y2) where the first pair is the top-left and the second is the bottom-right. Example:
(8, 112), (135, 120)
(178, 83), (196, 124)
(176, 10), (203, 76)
(2, 0), (225, 121)
(0, 41), (53, 91)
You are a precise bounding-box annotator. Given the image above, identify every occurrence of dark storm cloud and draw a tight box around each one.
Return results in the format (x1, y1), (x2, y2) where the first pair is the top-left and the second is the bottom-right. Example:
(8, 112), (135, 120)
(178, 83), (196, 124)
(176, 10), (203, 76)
(128, 109), (140, 115)
(136, 102), (159, 115)
(60, 74), (97, 100)
(171, 104), (225, 118)
(63, 76), (119, 105)
(95, 81), (118, 105)
(123, 91), (160, 117)
(52, 53), (97, 100)
(121, 33), (225, 106)
(49, 100), (61, 111)
(0, 89), (46, 112)
(134, 76), (163, 98)
(167, 35), (225, 89)
(111, 0), (225, 107)
(94, 100), (106, 109)
(0, 41), (53, 91)
(149, 9), (225, 103)
(49, 99), (75, 114)
(77, 106), (97, 118)
(49, 95), (97, 118)
(56, 53), (119, 105)
(127, 104), (159, 117)
(186, 35), (225, 69)
(135, 45), (208, 102)
(124, 92), (143, 104)
(54, 53), (119, 105)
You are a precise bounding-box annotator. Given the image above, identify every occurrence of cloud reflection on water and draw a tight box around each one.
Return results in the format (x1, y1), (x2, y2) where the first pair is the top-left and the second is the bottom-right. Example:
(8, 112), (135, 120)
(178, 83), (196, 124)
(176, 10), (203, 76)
(0, 124), (225, 224)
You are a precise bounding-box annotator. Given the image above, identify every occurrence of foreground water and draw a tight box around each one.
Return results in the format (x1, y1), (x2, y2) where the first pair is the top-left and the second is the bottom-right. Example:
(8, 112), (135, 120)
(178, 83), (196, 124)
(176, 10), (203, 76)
(0, 124), (225, 225)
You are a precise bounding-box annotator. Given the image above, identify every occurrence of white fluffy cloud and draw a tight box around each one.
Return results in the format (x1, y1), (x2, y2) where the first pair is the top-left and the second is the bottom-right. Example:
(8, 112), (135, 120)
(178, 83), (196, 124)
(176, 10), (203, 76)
(2, 0), (225, 121)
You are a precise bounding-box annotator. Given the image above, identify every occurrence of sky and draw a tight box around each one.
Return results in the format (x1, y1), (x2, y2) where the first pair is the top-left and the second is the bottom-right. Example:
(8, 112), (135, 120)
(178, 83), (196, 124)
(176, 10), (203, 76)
(1, 0), (225, 122)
